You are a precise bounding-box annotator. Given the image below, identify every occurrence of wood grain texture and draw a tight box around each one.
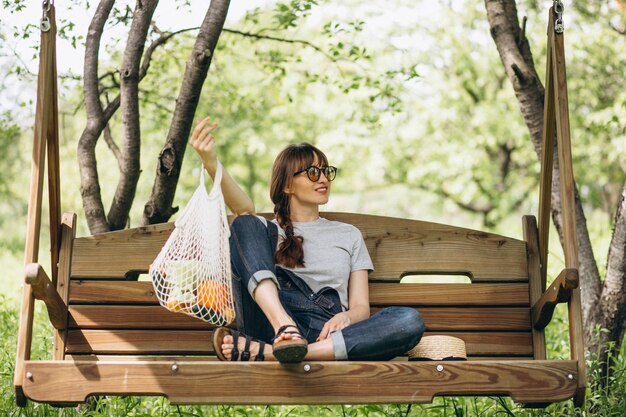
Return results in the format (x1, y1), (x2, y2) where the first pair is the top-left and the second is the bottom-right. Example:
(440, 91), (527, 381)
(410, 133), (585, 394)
(65, 329), (532, 356)
(69, 281), (530, 306)
(71, 213), (528, 281)
(22, 360), (578, 404)
(68, 305), (531, 331)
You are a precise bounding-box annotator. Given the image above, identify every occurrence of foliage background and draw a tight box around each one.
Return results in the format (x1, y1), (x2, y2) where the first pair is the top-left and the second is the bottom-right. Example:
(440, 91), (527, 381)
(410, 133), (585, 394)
(0, 0), (625, 415)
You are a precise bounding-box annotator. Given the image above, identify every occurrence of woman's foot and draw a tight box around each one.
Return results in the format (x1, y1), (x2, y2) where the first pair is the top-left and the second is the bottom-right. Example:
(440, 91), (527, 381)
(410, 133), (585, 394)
(214, 327), (275, 361)
(272, 324), (308, 363)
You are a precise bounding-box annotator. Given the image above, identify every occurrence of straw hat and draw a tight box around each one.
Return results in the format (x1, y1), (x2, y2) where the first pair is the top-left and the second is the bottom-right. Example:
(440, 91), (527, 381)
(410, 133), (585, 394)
(407, 335), (467, 361)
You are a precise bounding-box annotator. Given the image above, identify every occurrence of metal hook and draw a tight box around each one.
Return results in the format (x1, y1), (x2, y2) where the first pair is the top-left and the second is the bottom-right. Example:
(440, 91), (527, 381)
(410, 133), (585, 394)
(553, 0), (564, 33)
(40, 17), (51, 32)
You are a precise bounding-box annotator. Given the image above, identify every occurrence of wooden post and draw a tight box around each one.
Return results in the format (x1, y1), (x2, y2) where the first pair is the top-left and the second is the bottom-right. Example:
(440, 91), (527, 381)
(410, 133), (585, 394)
(537, 12), (556, 292)
(53, 213), (76, 360)
(46, 5), (61, 286)
(14, 5), (58, 406)
(523, 215), (546, 360)
(543, 6), (586, 406)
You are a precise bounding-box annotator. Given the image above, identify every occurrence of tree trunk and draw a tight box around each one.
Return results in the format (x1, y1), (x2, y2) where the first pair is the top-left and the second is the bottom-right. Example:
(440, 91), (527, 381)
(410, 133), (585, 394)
(78, 0), (116, 234)
(107, 0), (159, 230)
(597, 181), (626, 361)
(484, 0), (606, 350)
(142, 0), (231, 225)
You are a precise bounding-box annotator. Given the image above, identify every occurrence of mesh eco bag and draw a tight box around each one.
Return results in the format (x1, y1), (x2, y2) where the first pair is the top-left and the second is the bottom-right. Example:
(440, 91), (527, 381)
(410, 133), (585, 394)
(150, 161), (235, 326)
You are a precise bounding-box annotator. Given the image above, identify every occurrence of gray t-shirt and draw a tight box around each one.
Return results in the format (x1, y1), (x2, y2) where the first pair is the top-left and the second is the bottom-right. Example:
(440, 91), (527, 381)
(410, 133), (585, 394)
(257, 216), (374, 310)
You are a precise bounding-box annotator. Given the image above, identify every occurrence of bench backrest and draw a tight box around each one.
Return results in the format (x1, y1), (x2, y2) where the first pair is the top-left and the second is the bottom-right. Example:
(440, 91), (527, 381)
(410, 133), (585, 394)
(64, 213), (533, 360)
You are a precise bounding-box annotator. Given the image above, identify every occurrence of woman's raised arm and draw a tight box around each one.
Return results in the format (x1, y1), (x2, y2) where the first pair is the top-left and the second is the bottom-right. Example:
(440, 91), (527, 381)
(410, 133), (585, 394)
(189, 116), (256, 216)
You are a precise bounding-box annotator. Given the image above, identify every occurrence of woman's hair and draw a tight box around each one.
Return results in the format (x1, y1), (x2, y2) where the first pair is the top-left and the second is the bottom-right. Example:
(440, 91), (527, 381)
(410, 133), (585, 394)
(270, 143), (329, 268)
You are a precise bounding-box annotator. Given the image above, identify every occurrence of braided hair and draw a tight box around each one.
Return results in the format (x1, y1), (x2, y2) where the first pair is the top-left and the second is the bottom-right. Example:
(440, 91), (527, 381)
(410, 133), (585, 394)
(270, 143), (329, 268)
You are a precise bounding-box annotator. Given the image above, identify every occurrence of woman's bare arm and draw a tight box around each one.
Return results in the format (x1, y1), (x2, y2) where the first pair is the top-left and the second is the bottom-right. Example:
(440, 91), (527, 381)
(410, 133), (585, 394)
(189, 117), (256, 215)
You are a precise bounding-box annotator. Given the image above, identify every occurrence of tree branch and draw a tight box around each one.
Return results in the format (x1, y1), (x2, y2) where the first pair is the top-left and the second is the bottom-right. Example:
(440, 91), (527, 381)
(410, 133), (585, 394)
(77, 0), (115, 234)
(107, 0), (159, 231)
(143, 0), (231, 225)
(222, 28), (336, 61)
(103, 124), (123, 170)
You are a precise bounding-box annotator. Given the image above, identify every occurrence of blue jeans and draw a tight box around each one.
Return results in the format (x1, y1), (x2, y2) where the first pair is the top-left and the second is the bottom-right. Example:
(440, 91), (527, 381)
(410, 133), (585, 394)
(229, 215), (425, 360)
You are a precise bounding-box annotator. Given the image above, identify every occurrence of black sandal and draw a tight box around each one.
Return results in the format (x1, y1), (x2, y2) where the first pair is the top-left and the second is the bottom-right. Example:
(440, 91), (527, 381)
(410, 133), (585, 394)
(272, 324), (308, 363)
(213, 327), (266, 362)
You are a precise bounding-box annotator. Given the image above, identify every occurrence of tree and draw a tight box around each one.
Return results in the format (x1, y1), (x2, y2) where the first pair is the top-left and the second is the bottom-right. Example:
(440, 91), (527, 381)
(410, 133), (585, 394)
(484, 0), (626, 369)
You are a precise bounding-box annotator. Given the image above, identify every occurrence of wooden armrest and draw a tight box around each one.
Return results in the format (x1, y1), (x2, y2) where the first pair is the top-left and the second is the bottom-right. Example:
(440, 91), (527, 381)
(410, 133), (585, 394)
(531, 268), (578, 330)
(25, 263), (68, 330)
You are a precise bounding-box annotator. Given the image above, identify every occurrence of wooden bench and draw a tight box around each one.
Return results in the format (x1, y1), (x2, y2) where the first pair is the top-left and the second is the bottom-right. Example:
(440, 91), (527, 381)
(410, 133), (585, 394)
(16, 211), (585, 407)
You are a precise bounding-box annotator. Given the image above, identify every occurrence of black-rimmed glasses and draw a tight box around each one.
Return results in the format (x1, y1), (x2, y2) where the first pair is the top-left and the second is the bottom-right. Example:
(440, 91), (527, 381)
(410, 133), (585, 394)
(293, 165), (337, 182)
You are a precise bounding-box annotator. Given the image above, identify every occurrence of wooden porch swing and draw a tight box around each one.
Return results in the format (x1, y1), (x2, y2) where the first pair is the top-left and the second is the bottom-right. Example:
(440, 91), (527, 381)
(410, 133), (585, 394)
(15, 1), (586, 408)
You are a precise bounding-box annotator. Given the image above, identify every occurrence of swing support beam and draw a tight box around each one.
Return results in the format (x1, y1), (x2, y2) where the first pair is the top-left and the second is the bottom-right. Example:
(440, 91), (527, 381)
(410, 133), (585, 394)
(14, 1), (62, 407)
(533, 5), (586, 406)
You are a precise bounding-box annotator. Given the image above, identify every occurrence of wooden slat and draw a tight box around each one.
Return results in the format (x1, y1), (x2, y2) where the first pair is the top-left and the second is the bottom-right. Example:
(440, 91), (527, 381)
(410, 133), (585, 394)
(22, 360), (578, 404)
(68, 306), (530, 331)
(70, 281), (159, 304)
(69, 281), (530, 306)
(71, 213), (528, 282)
(371, 283), (529, 305)
(71, 222), (172, 279)
(523, 216), (546, 360)
(66, 329), (532, 356)
(64, 354), (531, 362)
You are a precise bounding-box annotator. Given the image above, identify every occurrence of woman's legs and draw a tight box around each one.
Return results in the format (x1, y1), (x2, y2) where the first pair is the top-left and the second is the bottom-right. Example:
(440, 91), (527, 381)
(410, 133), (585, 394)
(228, 215), (304, 345)
(336, 307), (425, 360)
(220, 307), (424, 362)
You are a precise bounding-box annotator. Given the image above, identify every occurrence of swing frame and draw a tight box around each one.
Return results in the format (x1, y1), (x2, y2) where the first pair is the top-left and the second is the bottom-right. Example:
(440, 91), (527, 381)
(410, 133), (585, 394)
(14, 2), (586, 408)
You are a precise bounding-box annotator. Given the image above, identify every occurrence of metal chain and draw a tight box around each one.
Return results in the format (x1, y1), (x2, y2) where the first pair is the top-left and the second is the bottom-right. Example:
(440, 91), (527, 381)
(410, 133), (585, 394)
(554, 0), (564, 33)
(40, 0), (51, 32)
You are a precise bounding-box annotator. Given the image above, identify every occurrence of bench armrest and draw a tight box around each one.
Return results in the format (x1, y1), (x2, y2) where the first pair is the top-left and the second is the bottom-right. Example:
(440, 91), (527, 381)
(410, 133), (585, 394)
(531, 268), (578, 330)
(25, 263), (68, 330)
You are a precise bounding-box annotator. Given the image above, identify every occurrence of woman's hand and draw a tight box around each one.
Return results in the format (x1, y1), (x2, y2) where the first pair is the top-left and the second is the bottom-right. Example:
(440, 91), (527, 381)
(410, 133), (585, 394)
(189, 116), (219, 168)
(316, 312), (352, 342)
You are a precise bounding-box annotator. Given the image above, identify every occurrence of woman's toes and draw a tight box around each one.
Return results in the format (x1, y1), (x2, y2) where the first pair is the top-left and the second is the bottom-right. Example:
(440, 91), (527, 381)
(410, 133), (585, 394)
(222, 346), (232, 360)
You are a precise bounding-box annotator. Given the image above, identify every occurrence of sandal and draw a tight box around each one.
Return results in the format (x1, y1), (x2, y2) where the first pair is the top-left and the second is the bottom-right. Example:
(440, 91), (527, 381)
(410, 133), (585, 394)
(272, 324), (308, 363)
(212, 327), (266, 362)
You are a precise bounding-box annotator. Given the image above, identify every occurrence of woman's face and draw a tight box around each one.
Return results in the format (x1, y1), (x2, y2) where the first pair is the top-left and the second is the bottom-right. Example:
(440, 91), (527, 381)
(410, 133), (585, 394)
(285, 157), (331, 208)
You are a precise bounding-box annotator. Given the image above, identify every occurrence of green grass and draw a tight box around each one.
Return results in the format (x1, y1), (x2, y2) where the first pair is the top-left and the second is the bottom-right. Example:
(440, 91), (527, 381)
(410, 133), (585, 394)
(1, 293), (625, 417)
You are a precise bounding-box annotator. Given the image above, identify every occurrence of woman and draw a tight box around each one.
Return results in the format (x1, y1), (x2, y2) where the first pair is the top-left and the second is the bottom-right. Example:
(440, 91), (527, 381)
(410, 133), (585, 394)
(190, 116), (424, 363)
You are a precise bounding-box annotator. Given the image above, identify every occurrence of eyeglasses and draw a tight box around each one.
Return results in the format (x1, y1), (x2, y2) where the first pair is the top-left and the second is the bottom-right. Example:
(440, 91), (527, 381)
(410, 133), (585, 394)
(293, 165), (337, 182)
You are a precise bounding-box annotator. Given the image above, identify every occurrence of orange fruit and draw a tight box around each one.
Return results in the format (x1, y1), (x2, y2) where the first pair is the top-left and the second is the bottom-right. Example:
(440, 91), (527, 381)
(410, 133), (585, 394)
(197, 281), (229, 312)
(166, 297), (184, 312)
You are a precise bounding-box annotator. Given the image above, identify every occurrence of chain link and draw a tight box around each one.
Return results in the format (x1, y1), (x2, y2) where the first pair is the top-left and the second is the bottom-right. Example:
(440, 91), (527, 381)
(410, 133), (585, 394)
(553, 0), (564, 33)
(40, 0), (52, 32)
